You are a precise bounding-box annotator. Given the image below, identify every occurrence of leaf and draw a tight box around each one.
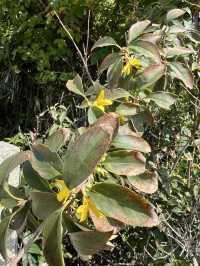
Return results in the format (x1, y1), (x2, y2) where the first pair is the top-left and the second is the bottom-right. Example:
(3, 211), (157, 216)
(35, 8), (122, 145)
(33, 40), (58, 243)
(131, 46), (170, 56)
(163, 47), (193, 58)
(23, 161), (50, 192)
(148, 92), (176, 110)
(132, 110), (154, 133)
(30, 144), (63, 180)
(88, 183), (158, 227)
(0, 215), (12, 261)
(70, 230), (112, 256)
(43, 210), (64, 266)
(107, 57), (123, 88)
(10, 202), (30, 232)
(0, 151), (30, 185)
(87, 107), (104, 125)
(112, 134), (151, 153)
(66, 74), (85, 98)
(31, 192), (62, 220)
(166, 9), (186, 22)
(92, 37), (119, 50)
(115, 103), (138, 116)
(62, 213), (81, 233)
(105, 88), (131, 100)
(127, 171), (158, 194)
(103, 151), (146, 176)
(169, 62), (193, 89)
(89, 211), (114, 232)
(140, 63), (165, 87)
(99, 53), (121, 74)
(128, 20), (151, 43)
(63, 113), (119, 189)
(45, 128), (71, 152)
(129, 40), (161, 63)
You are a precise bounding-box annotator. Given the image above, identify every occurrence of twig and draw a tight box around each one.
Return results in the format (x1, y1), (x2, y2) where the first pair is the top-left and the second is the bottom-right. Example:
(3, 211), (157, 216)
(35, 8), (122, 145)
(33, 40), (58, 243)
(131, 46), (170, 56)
(53, 10), (94, 86)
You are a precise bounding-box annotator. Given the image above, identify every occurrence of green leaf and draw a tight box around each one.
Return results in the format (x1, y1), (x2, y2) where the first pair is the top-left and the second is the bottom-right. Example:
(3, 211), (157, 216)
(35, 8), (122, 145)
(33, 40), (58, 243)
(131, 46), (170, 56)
(45, 128), (71, 152)
(0, 151), (30, 185)
(87, 107), (104, 125)
(166, 9), (186, 22)
(66, 74), (85, 98)
(105, 88), (131, 100)
(10, 202), (30, 232)
(140, 63), (165, 87)
(107, 57), (123, 89)
(127, 171), (158, 194)
(129, 40), (161, 63)
(148, 92), (176, 110)
(169, 62), (193, 89)
(112, 134), (151, 153)
(30, 144), (63, 180)
(92, 37), (119, 50)
(115, 103), (138, 116)
(0, 215), (12, 261)
(62, 213), (81, 233)
(132, 110), (154, 133)
(23, 161), (50, 192)
(128, 20), (151, 43)
(70, 230), (112, 256)
(163, 47), (193, 58)
(43, 210), (64, 266)
(103, 151), (146, 176)
(63, 113), (118, 189)
(31, 192), (62, 220)
(99, 53), (121, 74)
(88, 183), (158, 227)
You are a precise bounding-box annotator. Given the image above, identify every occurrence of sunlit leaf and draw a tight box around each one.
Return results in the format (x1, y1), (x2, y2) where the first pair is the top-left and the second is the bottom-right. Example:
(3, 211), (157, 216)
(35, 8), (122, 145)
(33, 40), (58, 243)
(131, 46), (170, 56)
(129, 40), (161, 63)
(148, 92), (176, 110)
(169, 62), (193, 89)
(128, 20), (151, 43)
(166, 9), (186, 22)
(43, 210), (64, 266)
(115, 103), (138, 116)
(99, 53), (121, 74)
(45, 128), (71, 152)
(92, 37), (119, 50)
(88, 183), (158, 227)
(66, 74), (85, 98)
(0, 151), (30, 185)
(103, 151), (146, 176)
(30, 144), (63, 180)
(127, 171), (158, 194)
(107, 57), (123, 88)
(0, 215), (12, 261)
(105, 88), (131, 100)
(23, 161), (50, 192)
(31, 192), (62, 220)
(63, 113), (119, 188)
(70, 230), (112, 256)
(112, 134), (151, 153)
(140, 63), (165, 87)
(163, 47), (193, 58)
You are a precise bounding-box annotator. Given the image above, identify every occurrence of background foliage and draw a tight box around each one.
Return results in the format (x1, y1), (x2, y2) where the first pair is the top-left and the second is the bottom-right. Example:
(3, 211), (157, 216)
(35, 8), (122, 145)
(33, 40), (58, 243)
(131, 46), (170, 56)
(0, 0), (200, 265)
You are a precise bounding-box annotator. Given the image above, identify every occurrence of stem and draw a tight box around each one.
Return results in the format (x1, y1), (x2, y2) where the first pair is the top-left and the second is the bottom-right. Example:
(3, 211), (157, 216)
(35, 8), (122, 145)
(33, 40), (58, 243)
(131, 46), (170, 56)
(53, 10), (94, 86)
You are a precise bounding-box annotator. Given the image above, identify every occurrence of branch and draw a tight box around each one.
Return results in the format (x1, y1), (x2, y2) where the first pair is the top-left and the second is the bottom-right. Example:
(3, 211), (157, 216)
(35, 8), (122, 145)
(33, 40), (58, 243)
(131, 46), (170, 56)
(53, 10), (94, 86)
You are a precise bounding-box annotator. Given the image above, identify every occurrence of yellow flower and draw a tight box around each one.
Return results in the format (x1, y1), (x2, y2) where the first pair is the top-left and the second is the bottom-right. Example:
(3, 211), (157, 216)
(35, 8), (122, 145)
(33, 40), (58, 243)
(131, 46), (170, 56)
(93, 89), (113, 112)
(122, 58), (142, 76)
(118, 115), (126, 125)
(76, 196), (104, 222)
(51, 179), (70, 203)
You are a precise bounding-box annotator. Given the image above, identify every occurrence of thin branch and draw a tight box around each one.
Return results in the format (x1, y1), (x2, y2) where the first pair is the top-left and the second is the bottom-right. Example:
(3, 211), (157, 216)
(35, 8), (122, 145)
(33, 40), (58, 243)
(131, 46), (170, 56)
(53, 10), (94, 86)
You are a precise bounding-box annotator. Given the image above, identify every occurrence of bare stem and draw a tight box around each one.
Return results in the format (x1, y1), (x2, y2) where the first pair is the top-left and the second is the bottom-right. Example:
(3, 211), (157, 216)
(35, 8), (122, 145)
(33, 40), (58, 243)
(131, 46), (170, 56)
(53, 10), (94, 86)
